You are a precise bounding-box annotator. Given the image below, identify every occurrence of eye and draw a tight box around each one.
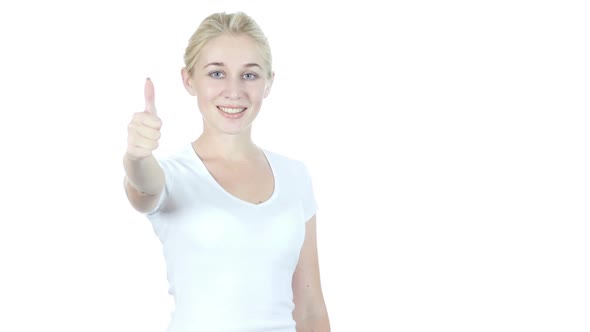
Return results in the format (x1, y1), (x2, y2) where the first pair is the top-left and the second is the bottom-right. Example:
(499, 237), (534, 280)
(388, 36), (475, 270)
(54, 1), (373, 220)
(243, 73), (257, 80)
(209, 71), (225, 79)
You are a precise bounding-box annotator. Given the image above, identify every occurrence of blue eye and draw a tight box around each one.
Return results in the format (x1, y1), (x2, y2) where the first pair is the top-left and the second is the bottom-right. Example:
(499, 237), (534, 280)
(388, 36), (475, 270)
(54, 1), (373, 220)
(209, 71), (225, 79)
(243, 73), (257, 80)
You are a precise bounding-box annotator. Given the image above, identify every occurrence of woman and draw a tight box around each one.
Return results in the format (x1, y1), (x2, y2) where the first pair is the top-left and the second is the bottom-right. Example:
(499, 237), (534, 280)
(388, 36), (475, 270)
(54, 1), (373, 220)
(123, 12), (330, 332)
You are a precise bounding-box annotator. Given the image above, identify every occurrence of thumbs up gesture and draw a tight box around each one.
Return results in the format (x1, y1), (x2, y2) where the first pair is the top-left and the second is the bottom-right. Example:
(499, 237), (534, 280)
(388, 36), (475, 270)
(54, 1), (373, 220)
(125, 78), (163, 161)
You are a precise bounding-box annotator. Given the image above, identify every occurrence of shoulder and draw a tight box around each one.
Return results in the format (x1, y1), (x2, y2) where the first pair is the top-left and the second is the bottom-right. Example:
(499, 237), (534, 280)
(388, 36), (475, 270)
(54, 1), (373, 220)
(144, 144), (197, 217)
(155, 144), (196, 170)
(263, 148), (311, 177)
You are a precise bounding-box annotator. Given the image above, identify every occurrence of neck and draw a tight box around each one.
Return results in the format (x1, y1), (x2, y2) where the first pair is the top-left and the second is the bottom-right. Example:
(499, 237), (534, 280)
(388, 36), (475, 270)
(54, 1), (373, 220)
(193, 129), (259, 161)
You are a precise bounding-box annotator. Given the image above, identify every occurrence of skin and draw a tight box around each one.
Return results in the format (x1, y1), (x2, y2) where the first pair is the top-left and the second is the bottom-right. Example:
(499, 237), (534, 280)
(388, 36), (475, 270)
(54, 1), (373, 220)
(181, 33), (273, 161)
(292, 215), (331, 331)
(126, 32), (330, 330)
(123, 78), (165, 212)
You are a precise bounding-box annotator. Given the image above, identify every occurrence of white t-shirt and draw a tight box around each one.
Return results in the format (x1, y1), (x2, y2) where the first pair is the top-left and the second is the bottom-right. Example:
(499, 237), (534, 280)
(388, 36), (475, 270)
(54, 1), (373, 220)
(145, 144), (317, 332)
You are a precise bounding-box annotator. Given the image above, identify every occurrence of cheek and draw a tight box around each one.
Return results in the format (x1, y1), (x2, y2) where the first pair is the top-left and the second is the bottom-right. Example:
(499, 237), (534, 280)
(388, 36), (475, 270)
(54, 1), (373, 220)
(246, 85), (268, 103)
(195, 82), (221, 99)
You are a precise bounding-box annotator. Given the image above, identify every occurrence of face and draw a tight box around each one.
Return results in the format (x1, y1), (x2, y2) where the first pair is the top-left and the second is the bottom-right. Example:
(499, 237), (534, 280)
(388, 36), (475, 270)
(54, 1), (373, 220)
(182, 33), (273, 136)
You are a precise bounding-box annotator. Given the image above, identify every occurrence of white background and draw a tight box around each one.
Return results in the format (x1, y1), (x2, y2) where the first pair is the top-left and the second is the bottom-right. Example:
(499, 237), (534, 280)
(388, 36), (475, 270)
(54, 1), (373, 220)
(1, 0), (588, 331)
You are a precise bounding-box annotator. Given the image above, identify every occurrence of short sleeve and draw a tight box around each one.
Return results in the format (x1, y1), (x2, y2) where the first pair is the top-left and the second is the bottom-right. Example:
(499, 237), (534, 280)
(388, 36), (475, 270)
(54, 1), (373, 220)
(145, 158), (172, 216)
(300, 162), (318, 222)
(145, 183), (169, 216)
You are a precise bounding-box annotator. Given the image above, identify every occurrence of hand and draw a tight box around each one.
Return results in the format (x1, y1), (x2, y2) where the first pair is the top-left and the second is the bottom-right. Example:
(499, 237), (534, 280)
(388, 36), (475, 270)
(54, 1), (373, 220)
(125, 78), (163, 161)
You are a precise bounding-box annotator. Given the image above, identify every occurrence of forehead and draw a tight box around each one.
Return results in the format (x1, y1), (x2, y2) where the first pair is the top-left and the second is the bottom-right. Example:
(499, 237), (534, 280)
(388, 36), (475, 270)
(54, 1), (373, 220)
(199, 34), (264, 67)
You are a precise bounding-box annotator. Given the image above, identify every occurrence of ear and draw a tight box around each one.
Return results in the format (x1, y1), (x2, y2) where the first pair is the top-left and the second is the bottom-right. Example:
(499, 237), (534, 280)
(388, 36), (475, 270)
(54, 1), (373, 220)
(264, 71), (275, 98)
(181, 67), (196, 96)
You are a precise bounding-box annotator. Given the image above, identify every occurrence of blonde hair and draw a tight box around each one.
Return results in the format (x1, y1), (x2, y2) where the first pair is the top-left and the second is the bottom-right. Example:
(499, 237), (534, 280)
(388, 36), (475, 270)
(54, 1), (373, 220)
(183, 12), (272, 78)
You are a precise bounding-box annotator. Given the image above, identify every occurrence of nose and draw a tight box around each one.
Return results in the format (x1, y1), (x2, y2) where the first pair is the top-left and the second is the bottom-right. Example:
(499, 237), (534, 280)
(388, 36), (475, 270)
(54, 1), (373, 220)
(223, 77), (243, 100)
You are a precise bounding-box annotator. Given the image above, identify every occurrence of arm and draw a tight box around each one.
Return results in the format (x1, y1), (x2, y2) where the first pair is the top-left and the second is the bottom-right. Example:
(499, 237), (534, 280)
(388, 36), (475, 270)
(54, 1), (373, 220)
(123, 154), (164, 213)
(292, 215), (331, 332)
(123, 78), (165, 213)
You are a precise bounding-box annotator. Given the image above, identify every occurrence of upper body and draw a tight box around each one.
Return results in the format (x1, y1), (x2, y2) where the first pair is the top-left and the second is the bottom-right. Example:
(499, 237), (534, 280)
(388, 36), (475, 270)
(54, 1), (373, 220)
(122, 11), (329, 332)
(143, 143), (317, 331)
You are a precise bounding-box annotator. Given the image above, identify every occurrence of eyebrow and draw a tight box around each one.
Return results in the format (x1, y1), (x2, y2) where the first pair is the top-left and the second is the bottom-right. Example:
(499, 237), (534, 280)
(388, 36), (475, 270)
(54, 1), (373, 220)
(203, 62), (263, 70)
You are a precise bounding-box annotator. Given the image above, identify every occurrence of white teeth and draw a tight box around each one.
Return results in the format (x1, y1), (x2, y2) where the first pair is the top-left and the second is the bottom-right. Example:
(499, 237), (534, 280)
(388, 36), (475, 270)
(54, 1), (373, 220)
(219, 107), (246, 114)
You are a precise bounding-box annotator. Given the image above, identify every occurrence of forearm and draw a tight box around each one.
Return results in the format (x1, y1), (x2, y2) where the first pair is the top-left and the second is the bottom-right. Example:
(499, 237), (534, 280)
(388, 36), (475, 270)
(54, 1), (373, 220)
(123, 153), (164, 195)
(295, 313), (331, 332)
(123, 154), (165, 213)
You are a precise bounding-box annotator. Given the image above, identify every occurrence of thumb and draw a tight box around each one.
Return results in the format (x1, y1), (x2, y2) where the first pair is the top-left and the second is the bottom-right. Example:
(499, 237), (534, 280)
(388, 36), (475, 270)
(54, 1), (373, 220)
(144, 77), (157, 115)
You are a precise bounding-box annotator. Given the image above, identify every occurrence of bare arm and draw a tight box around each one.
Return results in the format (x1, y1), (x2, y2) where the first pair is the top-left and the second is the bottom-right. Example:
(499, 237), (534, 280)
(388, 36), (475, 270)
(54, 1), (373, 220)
(123, 78), (165, 213)
(123, 153), (164, 213)
(292, 215), (331, 331)
(295, 315), (331, 332)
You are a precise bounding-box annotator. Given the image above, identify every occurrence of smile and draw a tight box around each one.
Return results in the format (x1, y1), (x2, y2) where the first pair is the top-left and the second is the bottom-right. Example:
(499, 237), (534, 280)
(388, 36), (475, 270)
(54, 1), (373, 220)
(217, 106), (247, 114)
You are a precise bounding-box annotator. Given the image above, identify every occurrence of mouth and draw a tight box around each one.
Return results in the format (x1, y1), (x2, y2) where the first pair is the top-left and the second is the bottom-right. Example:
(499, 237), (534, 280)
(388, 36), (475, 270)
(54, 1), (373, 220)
(217, 106), (247, 114)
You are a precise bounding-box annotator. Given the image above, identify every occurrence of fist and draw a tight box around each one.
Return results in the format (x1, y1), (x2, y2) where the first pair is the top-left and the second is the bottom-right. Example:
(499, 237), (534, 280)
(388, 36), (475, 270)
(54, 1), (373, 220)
(126, 78), (162, 161)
